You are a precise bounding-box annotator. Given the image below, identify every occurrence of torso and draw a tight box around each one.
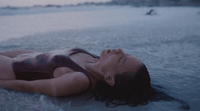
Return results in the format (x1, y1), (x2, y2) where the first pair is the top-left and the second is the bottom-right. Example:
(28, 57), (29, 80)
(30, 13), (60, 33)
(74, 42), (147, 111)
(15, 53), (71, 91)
(52, 50), (97, 78)
(12, 48), (99, 80)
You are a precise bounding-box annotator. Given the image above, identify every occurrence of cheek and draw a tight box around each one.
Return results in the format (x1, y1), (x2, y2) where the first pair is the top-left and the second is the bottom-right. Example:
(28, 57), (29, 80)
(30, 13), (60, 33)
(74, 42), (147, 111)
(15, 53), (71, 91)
(122, 65), (136, 74)
(103, 58), (113, 68)
(100, 58), (116, 72)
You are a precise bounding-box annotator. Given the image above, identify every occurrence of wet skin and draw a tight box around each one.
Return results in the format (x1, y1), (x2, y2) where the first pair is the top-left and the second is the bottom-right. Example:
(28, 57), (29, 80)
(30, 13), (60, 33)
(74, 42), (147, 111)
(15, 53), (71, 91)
(97, 48), (142, 85)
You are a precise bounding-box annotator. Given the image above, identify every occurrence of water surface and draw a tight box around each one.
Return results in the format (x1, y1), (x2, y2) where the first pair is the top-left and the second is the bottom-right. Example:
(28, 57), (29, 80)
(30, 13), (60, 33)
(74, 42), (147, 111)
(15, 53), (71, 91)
(0, 6), (200, 111)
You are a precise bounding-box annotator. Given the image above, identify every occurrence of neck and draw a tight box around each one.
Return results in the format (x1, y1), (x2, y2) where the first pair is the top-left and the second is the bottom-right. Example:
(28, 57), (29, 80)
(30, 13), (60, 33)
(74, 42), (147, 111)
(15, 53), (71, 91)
(85, 59), (104, 82)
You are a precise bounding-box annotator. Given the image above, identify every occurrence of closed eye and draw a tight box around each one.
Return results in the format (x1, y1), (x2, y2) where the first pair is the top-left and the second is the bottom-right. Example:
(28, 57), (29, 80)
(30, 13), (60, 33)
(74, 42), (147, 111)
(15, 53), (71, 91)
(123, 58), (128, 63)
(119, 57), (127, 63)
(118, 57), (123, 63)
(119, 54), (129, 63)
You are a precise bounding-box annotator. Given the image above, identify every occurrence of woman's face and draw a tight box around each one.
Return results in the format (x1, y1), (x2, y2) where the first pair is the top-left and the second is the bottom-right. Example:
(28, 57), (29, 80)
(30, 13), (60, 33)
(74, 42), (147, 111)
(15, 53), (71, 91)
(98, 48), (142, 77)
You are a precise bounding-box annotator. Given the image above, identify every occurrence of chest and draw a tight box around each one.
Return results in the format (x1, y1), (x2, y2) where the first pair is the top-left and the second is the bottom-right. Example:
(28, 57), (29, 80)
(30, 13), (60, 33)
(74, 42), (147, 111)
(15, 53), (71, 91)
(53, 53), (95, 78)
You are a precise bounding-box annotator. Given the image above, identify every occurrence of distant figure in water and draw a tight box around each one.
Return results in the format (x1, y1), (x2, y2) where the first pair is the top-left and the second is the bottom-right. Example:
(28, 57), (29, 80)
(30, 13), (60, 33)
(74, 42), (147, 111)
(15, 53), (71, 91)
(0, 48), (189, 110)
(146, 9), (156, 15)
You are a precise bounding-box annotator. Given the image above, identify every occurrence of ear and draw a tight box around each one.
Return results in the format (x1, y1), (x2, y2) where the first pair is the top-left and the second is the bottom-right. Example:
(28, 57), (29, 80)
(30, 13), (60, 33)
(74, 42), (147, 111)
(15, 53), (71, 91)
(104, 74), (115, 86)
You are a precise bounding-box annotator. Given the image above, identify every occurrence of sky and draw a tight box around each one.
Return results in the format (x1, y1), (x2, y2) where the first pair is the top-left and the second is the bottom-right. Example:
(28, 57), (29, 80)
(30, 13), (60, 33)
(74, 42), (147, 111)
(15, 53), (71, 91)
(0, 0), (112, 7)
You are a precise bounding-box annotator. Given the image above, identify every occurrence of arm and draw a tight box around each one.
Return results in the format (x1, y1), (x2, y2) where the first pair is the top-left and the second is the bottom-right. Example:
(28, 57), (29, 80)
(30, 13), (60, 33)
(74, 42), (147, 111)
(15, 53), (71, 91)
(0, 72), (89, 97)
(0, 49), (35, 58)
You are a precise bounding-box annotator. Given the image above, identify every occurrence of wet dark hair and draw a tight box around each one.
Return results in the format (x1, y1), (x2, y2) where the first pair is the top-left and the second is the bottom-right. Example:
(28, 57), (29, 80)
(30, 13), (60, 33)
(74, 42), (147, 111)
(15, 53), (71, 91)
(92, 63), (190, 110)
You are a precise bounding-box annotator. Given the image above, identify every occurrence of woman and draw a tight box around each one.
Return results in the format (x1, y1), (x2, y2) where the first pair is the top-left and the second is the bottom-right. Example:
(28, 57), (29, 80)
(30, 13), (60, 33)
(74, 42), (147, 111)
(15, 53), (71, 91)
(0, 48), (190, 110)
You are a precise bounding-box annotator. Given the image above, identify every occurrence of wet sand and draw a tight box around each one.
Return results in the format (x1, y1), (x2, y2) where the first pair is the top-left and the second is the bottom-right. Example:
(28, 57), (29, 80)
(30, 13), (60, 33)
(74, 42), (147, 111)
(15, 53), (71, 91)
(0, 6), (200, 111)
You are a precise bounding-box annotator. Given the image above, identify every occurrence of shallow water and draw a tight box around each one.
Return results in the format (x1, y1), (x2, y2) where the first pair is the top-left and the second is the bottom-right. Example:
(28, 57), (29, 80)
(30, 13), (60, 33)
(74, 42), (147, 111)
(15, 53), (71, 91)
(0, 6), (200, 111)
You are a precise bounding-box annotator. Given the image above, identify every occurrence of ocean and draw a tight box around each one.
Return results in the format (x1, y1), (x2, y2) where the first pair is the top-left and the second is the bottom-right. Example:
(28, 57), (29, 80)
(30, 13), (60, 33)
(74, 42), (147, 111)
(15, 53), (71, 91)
(0, 4), (200, 111)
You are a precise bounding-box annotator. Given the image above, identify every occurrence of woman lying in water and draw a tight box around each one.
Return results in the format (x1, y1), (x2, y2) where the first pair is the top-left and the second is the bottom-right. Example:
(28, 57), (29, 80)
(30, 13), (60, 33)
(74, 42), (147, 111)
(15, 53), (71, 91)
(0, 48), (190, 110)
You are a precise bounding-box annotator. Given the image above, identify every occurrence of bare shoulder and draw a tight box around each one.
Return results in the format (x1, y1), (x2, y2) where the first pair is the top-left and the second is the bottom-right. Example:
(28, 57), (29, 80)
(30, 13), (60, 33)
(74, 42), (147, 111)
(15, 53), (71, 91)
(53, 72), (90, 96)
(71, 72), (90, 87)
(60, 71), (89, 83)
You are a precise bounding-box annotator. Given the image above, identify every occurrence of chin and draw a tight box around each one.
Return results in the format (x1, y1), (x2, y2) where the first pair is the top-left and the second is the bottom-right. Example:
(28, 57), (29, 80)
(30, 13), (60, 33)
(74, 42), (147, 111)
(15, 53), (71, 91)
(100, 49), (108, 60)
(100, 50), (105, 58)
